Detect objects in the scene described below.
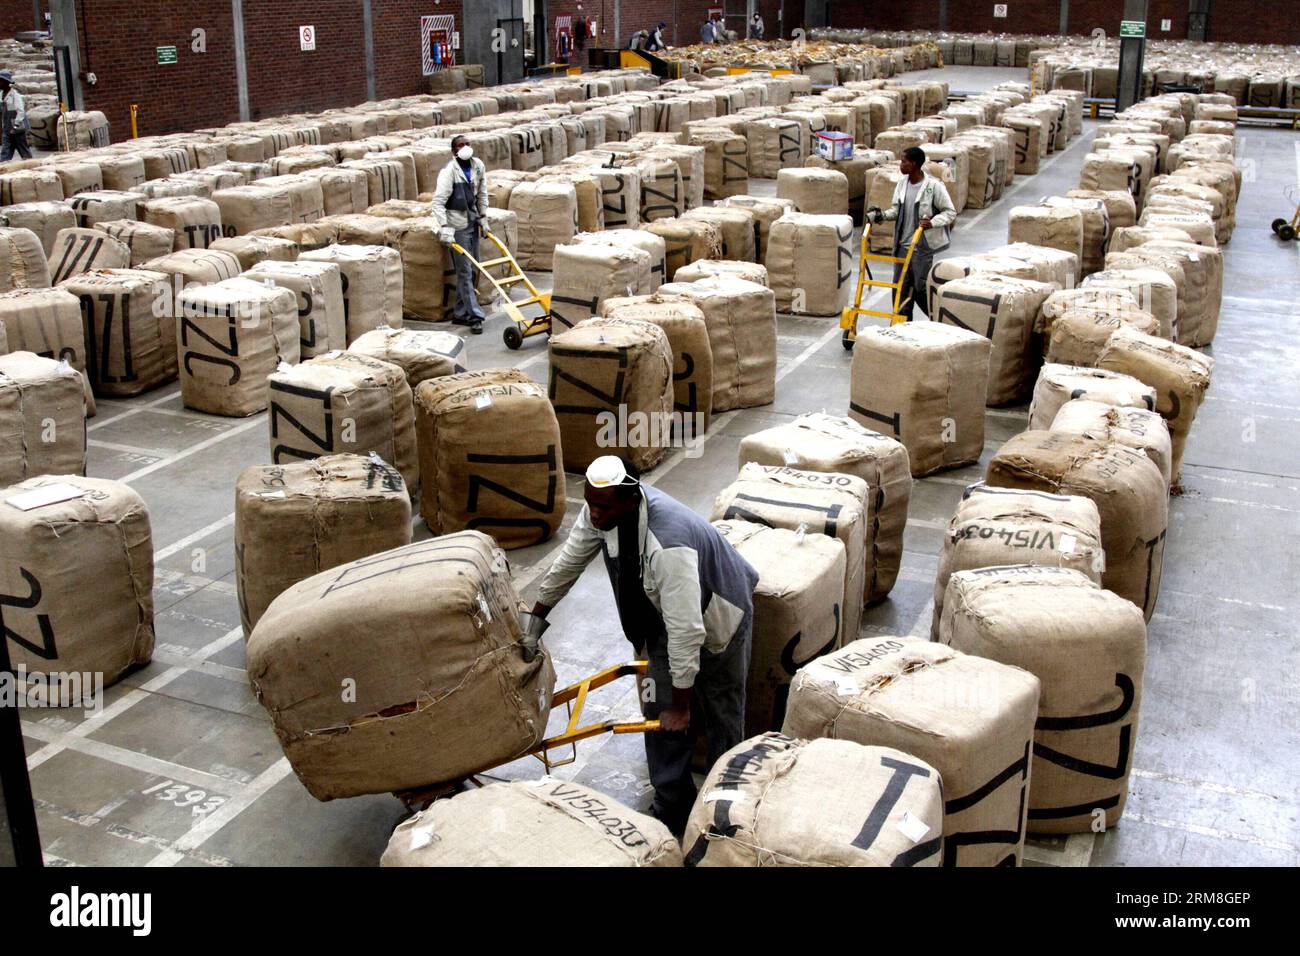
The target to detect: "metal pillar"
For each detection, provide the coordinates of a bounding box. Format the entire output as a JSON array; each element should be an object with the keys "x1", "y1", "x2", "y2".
[
  {"x1": 1188, "y1": 0, "x2": 1209, "y2": 40},
  {"x1": 47, "y1": 0, "x2": 82, "y2": 111},
  {"x1": 1060, "y1": 0, "x2": 1069, "y2": 35},
  {"x1": 362, "y1": 0, "x2": 376, "y2": 102},
  {"x1": 231, "y1": 0, "x2": 250, "y2": 121},
  {"x1": 1115, "y1": 0, "x2": 1148, "y2": 112},
  {"x1": 939, "y1": 0, "x2": 949, "y2": 32}
]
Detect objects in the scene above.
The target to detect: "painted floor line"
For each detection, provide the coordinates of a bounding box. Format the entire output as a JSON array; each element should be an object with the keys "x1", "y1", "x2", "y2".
[
  {"x1": 119, "y1": 418, "x2": 265, "y2": 485},
  {"x1": 153, "y1": 512, "x2": 238, "y2": 562}
]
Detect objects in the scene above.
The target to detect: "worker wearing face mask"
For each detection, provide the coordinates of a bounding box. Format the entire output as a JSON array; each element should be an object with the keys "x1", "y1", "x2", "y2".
[{"x1": 432, "y1": 134, "x2": 490, "y2": 333}]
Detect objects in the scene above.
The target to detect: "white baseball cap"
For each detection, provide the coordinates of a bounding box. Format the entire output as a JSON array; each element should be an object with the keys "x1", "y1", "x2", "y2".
[{"x1": 585, "y1": 455, "x2": 638, "y2": 488}]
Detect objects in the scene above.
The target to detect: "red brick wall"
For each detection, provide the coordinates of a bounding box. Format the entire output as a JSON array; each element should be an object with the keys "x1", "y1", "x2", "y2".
[
  {"x1": 242, "y1": 1, "x2": 368, "y2": 119},
  {"x1": 372, "y1": 1, "x2": 463, "y2": 100},
  {"x1": 1, "y1": 2, "x2": 46, "y2": 39}
]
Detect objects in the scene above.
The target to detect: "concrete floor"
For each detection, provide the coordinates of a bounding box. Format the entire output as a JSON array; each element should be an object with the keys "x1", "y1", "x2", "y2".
[{"x1": 20, "y1": 66, "x2": 1300, "y2": 866}]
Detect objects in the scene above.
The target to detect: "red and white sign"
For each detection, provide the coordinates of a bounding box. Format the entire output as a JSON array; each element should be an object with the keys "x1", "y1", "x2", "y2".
[
  {"x1": 421, "y1": 14, "x2": 457, "y2": 74},
  {"x1": 299, "y1": 25, "x2": 316, "y2": 51}
]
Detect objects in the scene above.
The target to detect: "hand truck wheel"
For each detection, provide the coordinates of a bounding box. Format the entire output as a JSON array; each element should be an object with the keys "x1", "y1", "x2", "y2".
[
  {"x1": 841, "y1": 328, "x2": 855, "y2": 351},
  {"x1": 1280, "y1": 224, "x2": 1297, "y2": 241},
  {"x1": 1271, "y1": 218, "x2": 1287, "y2": 234},
  {"x1": 502, "y1": 324, "x2": 524, "y2": 350}
]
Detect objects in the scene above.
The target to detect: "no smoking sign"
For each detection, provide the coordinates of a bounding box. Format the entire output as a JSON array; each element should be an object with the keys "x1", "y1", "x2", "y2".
[{"x1": 299, "y1": 25, "x2": 316, "y2": 51}]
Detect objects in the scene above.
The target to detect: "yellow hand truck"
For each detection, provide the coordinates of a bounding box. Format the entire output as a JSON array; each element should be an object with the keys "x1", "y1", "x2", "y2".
[
  {"x1": 450, "y1": 230, "x2": 553, "y2": 350},
  {"x1": 839, "y1": 224, "x2": 925, "y2": 350},
  {"x1": 393, "y1": 660, "x2": 660, "y2": 811},
  {"x1": 1271, "y1": 185, "x2": 1300, "y2": 241}
]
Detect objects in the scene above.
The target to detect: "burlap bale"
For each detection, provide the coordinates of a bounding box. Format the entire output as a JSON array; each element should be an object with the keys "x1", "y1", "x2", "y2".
[
  {"x1": 866, "y1": 166, "x2": 906, "y2": 252},
  {"x1": 601, "y1": 294, "x2": 713, "y2": 431},
  {"x1": 93, "y1": 219, "x2": 175, "y2": 266},
  {"x1": 0, "y1": 475, "x2": 152, "y2": 689},
  {"x1": 299, "y1": 166, "x2": 371, "y2": 216},
  {"x1": 947, "y1": 135, "x2": 996, "y2": 209},
  {"x1": 0, "y1": 226, "x2": 50, "y2": 291},
  {"x1": 1068, "y1": 188, "x2": 1137, "y2": 231},
  {"x1": 247, "y1": 532, "x2": 556, "y2": 800},
  {"x1": 1001, "y1": 115, "x2": 1043, "y2": 174},
  {"x1": 414, "y1": 368, "x2": 564, "y2": 549},
  {"x1": 643, "y1": 217, "x2": 723, "y2": 281},
  {"x1": 776, "y1": 168, "x2": 850, "y2": 217},
  {"x1": 176, "y1": 277, "x2": 300, "y2": 417},
  {"x1": 244, "y1": 259, "x2": 347, "y2": 359},
  {"x1": 682, "y1": 733, "x2": 943, "y2": 867},
  {"x1": 673, "y1": 259, "x2": 767, "y2": 286},
  {"x1": 550, "y1": 240, "x2": 653, "y2": 332},
  {"x1": 137, "y1": 196, "x2": 223, "y2": 251},
  {"x1": 383, "y1": 779, "x2": 682, "y2": 867},
  {"x1": 1096, "y1": 325, "x2": 1213, "y2": 483},
  {"x1": 850, "y1": 323, "x2": 991, "y2": 476},
  {"x1": 0, "y1": 168, "x2": 62, "y2": 205},
  {"x1": 235, "y1": 454, "x2": 412, "y2": 635},
  {"x1": 507, "y1": 180, "x2": 579, "y2": 270},
  {"x1": 50, "y1": 161, "x2": 104, "y2": 198},
  {"x1": 0, "y1": 352, "x2": 86, "y2": 483},
  {"x1": 573, "y1": 228, "x2": 666, "y2": 291},
  {"x1": 688, "y1": 127, "x2": 748, "y2": 200},
  {"x1": 1109, "y1": 243, "x2": 1207, "y2": 346},
  {"x1": 713, "y1": 519, "x2": 846, "y2": 736},
  {"x1": 1145, "y1": 239, "x2": 1222, "y2": 346},
  {"x1": 719, "y1": 195, "x2": 796, "y2": 263},
  {"x1": 746, "y1": 118, "x2": 805, "y2": 178},
  {"x1": 538, "y1": 170, "x2": 603, "y2": 233},
  {"x1": 933, "y1": 274, "x2": 1055, "y2": 406},
  {"x1": 713, "y1": 463, "x2": 868, "y2": 647},
  {"x1": 989, "y1": 242, "x2": 1078, "y2": 289},
  {"x1": 629, "y1": 155, "x2": 686, "y2": 223},
  {"x1": 1043, "y1": 197, "x2": 1108, "y2": 276},
  {"x1": 986, "y1": 431, "x2": 1168, "y2": 620},
  {"x1": 1082, "y1": 267, "x2": 1179, "y2": 340},
  {"x1": 548, "y1": 317, "x2": 674, "y2": 473},
  {"x1": 1051, "y1": 399, "x2": 1173, "y2": 487},
  {"x1": 645, "y1": 144, "x2": 706, "y2": 211},
  {"x1": 0, "y1": 201, "x2": 76, "y2": 256},
  {"x1": 656, "y1": 277, "x2": 775, "y2": 412},
  {"x1": 738, "y1": 413, "x2": 910, "y2": 604},
  {"x1": 565, "y1": 160, "x2": 642, "y2": 229},
  {"x1": 1028, "y1": 364, "x2": 1157, "y2": 431},
  {"x1": 267, "y1": 351, "x2": 417, "y2": 494},
  {"x1": 766, "y1": 212, "x2": 854, "y2": 317},
  {"x1": 940, "y1": 566, "x2": 1146, "y2": 834},
  {"x1": 1106, "y1": 224, "x2": 1194, "y2": 254},
  {"x1": 1007, "y1": 203, "x2": 1084, "y2": 265},
  {"x1": 874, "y1": 128, "x2": 929, "y2": 160},
  {"x1": 343, "y1": 158, "x2": 408, "y2": 206},
  {"x1": 60, "y1": 268, "x2": 176, "y2": 396},
  {"x1": 299, "y1": 244, "x2": 403, "y2": 342},
  {"x1": 783, "y1": 636, "x2": 1039, "y2": 867},
  {"x1": 212, "y1": 184, "x2": 295, "y2": 236},
  {"x1": 1045, "y1": 306, "x2": 1162, "y2": 368},
  {"x1": 348, "y1": 328, "x2": 466, "y2": 390},
  {"x1": 931, "y1": 482, "x2": 1104, "y2": 639},
  {"x1": 48, "y1": 227, "x2": 130, "y2": 284},
  {"x1": 96, "y1": 155, "x2": 147, "y2": 192},
  {"x1": 508, "y1": 126, "x2": 545, "y2": 172},
  {"x1": 208, "y1": 234, "x2": 297, "y2": 270}
]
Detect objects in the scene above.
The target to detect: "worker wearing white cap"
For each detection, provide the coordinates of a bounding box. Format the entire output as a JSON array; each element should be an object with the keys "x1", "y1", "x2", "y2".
[
  {"x1": 0, "y1": 71, "x2": 32, "y2": 162},
  {"x1": 533, "y1": 455, "x2": 759, "y2": 835}
]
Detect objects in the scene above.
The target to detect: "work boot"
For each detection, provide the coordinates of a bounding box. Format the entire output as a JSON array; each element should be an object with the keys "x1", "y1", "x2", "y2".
[{"x1": 470, "y1": 319, "x2": 484, "y2": 335}]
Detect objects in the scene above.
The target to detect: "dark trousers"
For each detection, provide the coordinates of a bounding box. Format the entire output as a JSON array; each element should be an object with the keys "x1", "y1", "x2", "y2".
[
  {"x1": 1, "y1": 129, "x2": 32, "y2": 161},
  {"x1": 893, "y1": 245, "x2": 934, "y2": 321},
  {"x1": 451, "y1": 223, "x2": 485, "y2": 323},
  {"x1": 637, "y1": 621, "x2": 750, "y2": 836}
]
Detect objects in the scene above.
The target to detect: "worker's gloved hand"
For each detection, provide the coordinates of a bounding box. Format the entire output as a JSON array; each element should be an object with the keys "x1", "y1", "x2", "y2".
[
  {"x1": 867, "y1": 206, "x2": 884, "y2": 225},
  {"x1": 439, "y1": 227, "x2": 456, "y2": 246},
  {"x1": 658, "y1": 705, "x2": 690, "y2": 734}
]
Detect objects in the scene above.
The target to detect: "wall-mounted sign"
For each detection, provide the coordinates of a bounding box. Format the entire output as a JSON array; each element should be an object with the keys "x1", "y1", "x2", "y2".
[
  {"x1": 993, "y1": 5, "x2": 1008, "y2": 17},
  {"x1": 422, "y1": 14, "x2": 457, "y2": 74},
  {"x1": 1160, "y1": 19, "x2": 1172, "y2": 31},
  {"x1": 156, "y1": 45, "x2": 178, "y2": 65},
  {"x1": 1119, "y1": 20, "x2": 1147, "y2": 38},
  {"x1": 299, "y1": 25, "x2": 316, "y2": 51}
]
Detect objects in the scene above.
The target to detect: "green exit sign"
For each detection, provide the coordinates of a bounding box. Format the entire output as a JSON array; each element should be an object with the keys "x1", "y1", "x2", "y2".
[
  {"x1": 1119, "y1": 20, "x2": 1146, "y2": 38},
  {"x1": 156, "y1": 45, "x2": 178, "y2": 65}
]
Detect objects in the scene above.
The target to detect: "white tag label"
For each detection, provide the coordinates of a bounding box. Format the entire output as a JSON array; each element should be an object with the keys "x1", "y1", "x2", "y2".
[
  {"x1": 1059, "y1": 533, "x2": 1077, "y2": 555},
  {"x1": 795, "y1": 522, "x2": 807, "y2": 545},
  {"x1": 409, "y1": 823, "x2": 436, "y2": 850},
  {"x1": 1189, "y1": 252, "x2": 1200, "y2": 261},
  {"x1": 897, "y1": 811, "x2": 930, "y2": 844},
  {"x1": 257, "y1": 490, "x2": 287, "y2": 499},
  {"x1": 477, "y1": 594, "x2": 491, "y2": 620},
  {"x1": 5, "y1": 483, "x2": 88, "y2": 511},
  {"x1": 782, "y1": 448, "x2": 798, "y2": 465},
  {"x1": 475, "y1": 393, "x2": 493, "y2": 410},
  {"x1": 276, "y1": 360, "x2": 292, "y2": 373},
  {"x1": 704, "y1": 789, "x2": 745, "y2": 803}
]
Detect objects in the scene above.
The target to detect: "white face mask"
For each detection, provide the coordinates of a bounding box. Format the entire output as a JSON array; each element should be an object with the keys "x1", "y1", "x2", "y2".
[{"x1": 457, "y1": 145, "x2": 473, "y2": 161}]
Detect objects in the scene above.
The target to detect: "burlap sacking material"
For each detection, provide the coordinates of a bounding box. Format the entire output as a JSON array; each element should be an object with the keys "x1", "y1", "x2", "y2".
[
  {"x1": 1040, "y1": 286, "x2": 1141, "y2": 330},
  {"x1": 601, "y1": 295, "x2": 713, "y2": 431},
  {"x1": 1044, "y1": 196, "x2": 1109, "y2": 276},
  {"x1": 931, "y1": 482, "x2": 1104, "y2": 639},
  {"x1": 1001, "y1": 115, "x2": 1043, "y2": 174},
  {"x1": 767, "y1": 212, "x2": 854, "y2": 316},
  {"x1": 537, "y1": 170, "x2": 603, "y2": 233},
  {"x1": 643, "y1": 217, "x2": 723, "y2": 282},
  {"x1": 213, "y1": 184, "x2": 295, "y2": 236},
  {"x1": 574, "y1": 228, "x2": 667, "y2": 291},
  {"x1": 0, "y1": 352, "x2": 87, "y2": 484},
  {"x1": 1045, "y1": 306, "x2": 1162, "y2": 368},
  {"x1": 932, "y1": 274, "x2": 1056, "y2": 406},
  {"x1": 1081, "y1": 267, "x2": 1179, "y2": 341},
  {"x1": 1146, "y1": 239, "x2": 1223, "y2": 346},
  {"x1": 720, "y1": 195, "x2": 796, "y2": 263},
  {"x1": 245, "y1": 260, "x2": 347, "y2": 359},
  {"x1": 746, "y1": 118, "x2": 805, "y2": 178},
  {"x1": 738, "y1": 412, "x2": 911, "y2": 604},
  {"x1": 548, "y1": 317, "x2": 674, "y2": 474},
  {"x1": 805, "y1": 149, "x2": 888, "y2": 221},
  {"x1": 300, "y1": 244, "x2": 404, "y2": 342},
  {"x1": 299, "y1": 166, "x2": 371, "y2": 216},
  {"x1": 986, "y1": 430, "x2": 1168, "y2": 620},
  {"x1": 0, "y1": 201, "x2": 76, "y2": 256},
  {"x1": 657, "y1": 277, "x2": 776, "y2": 412},
  {"x1": 681, "y1": 733, "x2": 944, "y2": 867},
  {"x1": 776, "y1": 168, "x2": 850, "y2": 217},
  {"x1": 348, "y1": 328, "x2": 466, "y2": 389},
  {"x1": 0, "y1": 475, "x2": 153, "y2": 690},
  {"x1": 505, "y1": 180, "x2": 579, "y2": 271},
  {"x1": 0, "y1": 226, "x2": 52, "y2": 291},
  {"x1": 382, "y1": 779, "x2": 682, "y2": 866},
  {"x1": 0, "y1": 288, "x2": 93, "y2": 406},
  {"x1": 644, "y1": 144, "x2": 706, "y2": 211},
  {"x1": 850, "y1": 323, "x2": 991, "y2": 476},
  {"x1": 713, "y1": 520, "x2": 846, "y2": 737},
  {"x1": 246, "y1": 532, "x2": 556, "y2": 800},
  {"x1": 60, "y1": 269, "x2": 177, "y2": 396},
  {"x1": 681, "y1": 206, "x2": 758, "y2": 263},
  {"x1": 1027, "y1": 363, "x2": 1158, "y2": 431},
  {"x1": 673, "y1": 258, "x2": 767, "y2": 286},
  {"x1": 630, "y1": 155, "x2": 685, "y2": 223},
  {"x1": 1104, "y1": 249, "x2": 1193, "y2": 342},
  {"x1": 176, "y1": 277, "x2": 300, "y2": 417},
  {"x1": 1068, "y1": 188, "x2": 1137, "y2": 231},
  {"x1": 1007, "y1": 203, "x2": 1084, "y2": 265},
  {"x1": 688, "y1": 127, "x2": 748, "y2": 200},
  {"x1": 91, "y1": 220, "x2": 174, "y2": 266},
  {"x1": 990, "y1": 241, "x2": 1079, "y2": 289},
  {"x1": 414, "y1": 369, "x2": 565, "y2": 549},
  {"x1": 782, "y1": 637, "x2": 1040, "y2": 866},
  {"x1": 209, "y1": 234, "x2": 299, "y2": 270},
  {"x1": 48, "y1": 228, "x2": 130, "y2": 284},
  {"x1": 550, "y1": 241, "x2": 653, "y2": 331},
  {"x1": 1050, "y1": 399, "x2": 1173, "y2": 487},
  {"x1": 1096, "y1": 325, "x2": 1213, "y2": 483},
  {"x1": 141, "y1": 248, "x2": 242, "y2": 293},
  {"x1": 267, "y1": 351, "x2": 418, "y2": 496},
  {"x1": 940, "y1": 566, "x2": 1146, "y2": 834},
  {"x1": 235, "y1": 454, "x2": 412, "y2": 635},
  {"x1": 866, "y1": 166, "x2": 906, "y2": 252},
  {"x1": 0, "y1": 168, "x2": 62, "y2": 205},
  {"x1": 712, "y1": 463, "x2": 868, "y2": 647},
  {"x1": 138, "y1": 197, "x2": 223, "y2": 251}
]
